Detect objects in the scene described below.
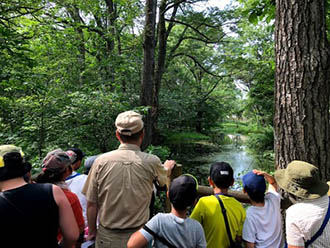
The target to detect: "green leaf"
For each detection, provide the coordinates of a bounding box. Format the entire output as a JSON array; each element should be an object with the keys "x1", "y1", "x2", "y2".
[{"x1": 248, "y1": 12, "x2": 258, "y2": 24}]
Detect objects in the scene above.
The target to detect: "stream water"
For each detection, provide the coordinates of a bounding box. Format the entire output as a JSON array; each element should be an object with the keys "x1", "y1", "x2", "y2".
[{"x1": 182, "y1": 135, "x2": 255, "y2": 189}]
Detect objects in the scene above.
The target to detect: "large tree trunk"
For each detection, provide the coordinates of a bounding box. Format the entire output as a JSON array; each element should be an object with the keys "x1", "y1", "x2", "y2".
[
  {"x1": 105, "y1": 0, "x2": 116, "y2": 85},
  {"x1": 141, "y1": 0, "x2": 157, "y2": 149},
  {"x1": 274, "y1": 0, "x2": 330, "y2": 180},
  {"x1": 66, "y1": 6, "x2": 86, "y2": 86}
]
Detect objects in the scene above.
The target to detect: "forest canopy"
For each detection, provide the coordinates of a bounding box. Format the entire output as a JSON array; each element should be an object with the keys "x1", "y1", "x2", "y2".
[{"x1": 1, "y1": 0, "x2": 329, "y2": 173}]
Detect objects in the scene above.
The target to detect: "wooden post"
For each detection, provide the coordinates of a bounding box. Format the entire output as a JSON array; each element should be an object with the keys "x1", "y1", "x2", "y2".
[{"x1": 165, "y1": 164, "x2": 182, "y2": 212}]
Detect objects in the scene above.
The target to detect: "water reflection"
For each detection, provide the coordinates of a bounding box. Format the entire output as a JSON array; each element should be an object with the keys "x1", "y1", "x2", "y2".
[
  {"x1": 211, "y1": 144, "x2": 255, "y2": 190},
  {"x1": 189, "y1": 144, "x2": 255, "y2": 190},
  {"x1": 212, "y1": 144, "x2": 254, "y2": 178}
]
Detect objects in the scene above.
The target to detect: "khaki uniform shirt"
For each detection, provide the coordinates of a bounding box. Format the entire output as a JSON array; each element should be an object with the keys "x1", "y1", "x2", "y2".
[{"x1": 82, "y1": 143, "x2": 168, "y2": 229}]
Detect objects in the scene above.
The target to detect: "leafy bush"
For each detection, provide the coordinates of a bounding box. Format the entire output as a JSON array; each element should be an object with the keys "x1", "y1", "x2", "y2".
[
  {"x1": 246, "y1": 125, "x2": 275, "y2": 172},
  {"x1": 146, "y1": 145, "x2": 171, "y2": 161},
  {"x1": 218, "y1": 121, "x2": 259, "y2": 135},
  {"x1": 247, "y1": 125, "x2": 274, "y2": 152},
  {"x1": 166, "y1": 131, "x2": 210, "y2": 144}
]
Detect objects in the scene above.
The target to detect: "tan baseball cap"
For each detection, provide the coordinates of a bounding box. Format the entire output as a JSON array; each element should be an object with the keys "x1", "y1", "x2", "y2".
[{"x1": 115, "y1": 111, "x2": 144, "y2": 136}]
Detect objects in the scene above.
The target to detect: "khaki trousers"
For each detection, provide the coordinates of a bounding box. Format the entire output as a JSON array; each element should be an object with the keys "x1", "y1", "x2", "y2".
[{"x1": 96, "y1": 225, "x2": 144, "y2": 248}]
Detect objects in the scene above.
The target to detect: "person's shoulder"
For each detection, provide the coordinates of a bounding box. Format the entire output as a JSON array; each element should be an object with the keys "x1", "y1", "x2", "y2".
[
  {"x1": 265, "y1": 191, "x2": 281, "y2": 206},
  {"x1": 134, "y1": 151, "x2": 162, "y2": 169},
  {"x1": 200, "y1": 195, "x2": 216, "y2": 202},
  {"x1": 226, "y1": 195, "x2": 244, "y2": 206},
  {"x1": 186, "y1": 218, "x2": 206, "y2": 237},
  {"x1": 62, "y1": 189, "x2": 79, "y2": 204},
  {"x1": 29, "y1": 182, "x2": 53, "y2": 192},
  {"x1": 152, "y1": 212, "x2": 168, "y2": 219},
  {"x1": 72, "y1": 173, "x2": 87, "y2": 182},
  {"x1": 225, "y1": 196, "x2": 245, "y2": 214},
  {"x1": 96, "y1": 151, "x2": 116, "y2": 160},
  {"x1": 245, "y1": 206, "x2": 258, "y2": 217},
  {"x1": 194, "y1": 195, "x2": 218, "y2": 211},
  {"x1": 145, "y1": 213, "x2": 168, "y2": 229},
  {"x1": 195, "y1": 195, "x2": 215, "y2": 205},
  {"x1": 187, "y1": 216, "x2": 203, "y2": 227},
  {"x1": 89, "y1": 151, "x2": 119, "y2": 167},
  {"x1": 140, "y1": 151, "x2": 161, "y2": 163},
  {"x1": 266, "y1": 190, "x2": 281, "y2": 199}
]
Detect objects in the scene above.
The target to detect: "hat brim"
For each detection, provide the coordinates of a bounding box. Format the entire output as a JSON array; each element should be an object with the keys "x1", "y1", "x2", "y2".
[{"x1": 275, "y1": 169, "x2": 329, "y2": 200}]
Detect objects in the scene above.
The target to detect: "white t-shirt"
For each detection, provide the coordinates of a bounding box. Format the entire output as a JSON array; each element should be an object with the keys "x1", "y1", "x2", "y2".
[
  {"x1": 286, "y1": 195, "x2": 330, "y2": 247},
  {"x1": 243, "y1": 191, "x2": 284, "y2": 248},
  {"x1": 66, "y1": 171, "x2": 88, "y2": 226}
]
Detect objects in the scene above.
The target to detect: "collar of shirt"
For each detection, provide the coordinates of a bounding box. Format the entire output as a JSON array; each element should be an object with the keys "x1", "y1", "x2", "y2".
[{"x1": 118, "y1": 143, "x2": 141, "y2": 151}]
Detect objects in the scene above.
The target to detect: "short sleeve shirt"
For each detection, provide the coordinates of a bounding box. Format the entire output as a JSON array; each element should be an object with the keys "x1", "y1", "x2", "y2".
[
  {"x1": 286, "y1": 195, "x2": 330, "y2": 247},
  {"x1": 66, "y1": 172, "x2": 88, "y2": 226},
  {"x1": 243, "y1": 191, "x2": 284, "y2": 247},
  {"x1": 190, "y1": 194, "x2": 246, "y2": 248},
  {"x1": 82, "y1": 143, "x2": 168, "y2": 229},
  {"x1": 140, "y1": 213, "x2": 206, "y2": 248}
]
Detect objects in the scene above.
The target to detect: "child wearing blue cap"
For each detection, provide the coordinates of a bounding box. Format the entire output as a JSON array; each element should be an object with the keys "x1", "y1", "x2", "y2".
[{"x1": 242, "y1": 170, "x2": 284, "y2": 248}]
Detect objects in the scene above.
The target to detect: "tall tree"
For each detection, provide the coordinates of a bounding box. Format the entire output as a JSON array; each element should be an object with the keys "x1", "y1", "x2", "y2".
[
  {"x1": 274, "y1": 0, "x2": 330, "y2": 180},
  {"x1": 141, "y1": 1, "x2": 233, "y2": 146},
  {"x1": 141, "y1": 0, "x2": 157, "y2": 148}
]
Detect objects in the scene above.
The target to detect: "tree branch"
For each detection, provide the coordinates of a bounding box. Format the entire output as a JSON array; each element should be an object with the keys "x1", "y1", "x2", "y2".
[
  {"x1": 173, "y1": 52, "x2": 224, "y2": 78},
  {"x1": 164, "y1": 18, "x2": 210, "y2": 41}
]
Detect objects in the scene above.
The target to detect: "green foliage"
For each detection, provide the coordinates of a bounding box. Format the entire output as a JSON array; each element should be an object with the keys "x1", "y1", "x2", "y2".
[
  {"x1": 218, "y1": 121, "x2": 259, "y2": 135},
  {"x1": 247, "y1": 125, "x2": 274, "y2": 152},
  {"x1": 246, "y1": 125, "x2": 274, "y2": 172},
  {"x1": 146, "y1": 145, "x2": 171, "y2": 161},
  {"x1": 221, "y1": 14, "x2": 275, "y2": 127},
  {"x1": 238, "y1": 0, "x2": 275, "y2": 24},
  {"x1": 166, "y1": 132, "x2": 210, "y2": 145},
  {"x1": 0, "y1": 0, "x2": 278, "y2": 182}
]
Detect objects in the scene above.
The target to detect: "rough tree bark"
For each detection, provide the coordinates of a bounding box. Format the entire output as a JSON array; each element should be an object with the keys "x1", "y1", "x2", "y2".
[
  {"x1": 141, "y1": 0, "x2": 157, "y2": 148},
  {"x1": 152, "y1": 0, "x2": 180, "y2": 144},
  {"x1": 274, "y1": 0, "x2": 330, "y2": 180}
]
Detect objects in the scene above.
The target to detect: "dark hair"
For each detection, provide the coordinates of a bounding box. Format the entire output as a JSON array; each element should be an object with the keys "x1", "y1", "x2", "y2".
[
  {"x1": 67, "y1": 148, "x2": 84, "y2": 164},
  {"x1": 118, "y1": 129, "x2": 143, "y2": 143},
  {"x1": 0, "y1": 152, "x2": 29, "y2": 181},
  {"x1": 210, "y1": 162, "x2": 234, "y2": 189},
  {"x1": 23, "y1": 162, "x2": 32, "y2": 183},
  {"x1": 36, "y1": 166, "x2": 71, "y2": 184},
  {"x1": 244, "y1": 187, "x2": 265, "y2": 203},
  {"x1": 171, "y1": 196, "x2": 196, "y2": 211}
]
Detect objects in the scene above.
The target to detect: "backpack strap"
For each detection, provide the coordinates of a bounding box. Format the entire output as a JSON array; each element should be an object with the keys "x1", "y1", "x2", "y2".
[
  {"x1": 215, "y1": 194, "x2": 236, "y2": 247},
  {"x1": 305, "y1": 197, "x2": 330, "y2": 247},
  {"x1": 143, "y1": 225, "x2": 177, "y2": 248}
]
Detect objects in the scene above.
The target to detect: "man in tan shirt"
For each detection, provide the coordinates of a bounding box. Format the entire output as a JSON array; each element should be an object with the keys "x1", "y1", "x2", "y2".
[{"x1": 82, "y1": 110, "x2": 175, "y2": 248}]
